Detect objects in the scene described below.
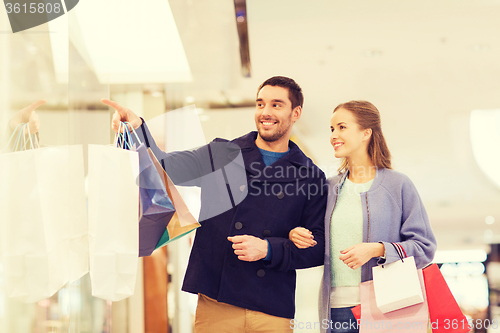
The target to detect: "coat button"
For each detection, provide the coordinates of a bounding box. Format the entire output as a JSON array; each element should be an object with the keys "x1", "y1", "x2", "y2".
[
  {"x1": 262, "y1": 230, "x2": 271, "y2": 237},
  {"x1": 240, "y1": 185, "x2": 246, "y2": 192},
  {"x1": 235, "y1": 222, "x2": 243, "y2": 230},
  {"x1": 277, "y1": 191, "x2": 284, "y2": 199},
  {"x1": 257, "y1": 269, "x2": 265, "y2": 277}
]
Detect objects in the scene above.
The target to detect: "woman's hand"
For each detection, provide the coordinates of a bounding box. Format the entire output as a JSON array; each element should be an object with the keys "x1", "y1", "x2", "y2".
[
  {"x1": 339, "y1": 242, "x2": 385, "y2": 270},
  {"x1": 289, "y1": 227, "x2": 317, "y2": 249}
]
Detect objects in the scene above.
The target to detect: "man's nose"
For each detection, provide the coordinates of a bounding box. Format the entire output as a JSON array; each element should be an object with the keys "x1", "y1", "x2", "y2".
[{"x1": 261, "y1": 105, "x2": 274, "y2": 116}]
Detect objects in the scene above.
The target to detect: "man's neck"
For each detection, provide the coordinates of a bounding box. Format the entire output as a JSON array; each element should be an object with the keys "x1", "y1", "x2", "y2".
[{"x1": 255, "y1": 135, "x2": 289, "y2": 153}]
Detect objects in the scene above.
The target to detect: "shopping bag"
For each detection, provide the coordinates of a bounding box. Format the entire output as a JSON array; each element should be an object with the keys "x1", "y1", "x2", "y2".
[
  {"x1": 67, "y1": 145, "x2": 90, "y2": 284},
  {"x1": 148, "y1": 150, "x2": 200, "y2": 248},
  {"x1": 352, "y1": 304, "x2": 361, "y2": 320},
  {"x1": 87, "y1": 144, "x2": 139, "y2": 301},
  {"x1": 422, "y1": 264, "x2": 469, "y2": 333},
  {"x1": 372, "y1": 243, "x2": 423, "y2": 313},
  {"x1": 0, "y1": 138, "x2": 87, "y2": 302},
  {"x1": 359, "y1": 269, "x2": 428, "y2": 333},
  {"x1": 117, "y1": 122, "x2": 179, "y2": 256},
  {"x1": 135, "y1": 143, "x2": 175, "y2": 257}
]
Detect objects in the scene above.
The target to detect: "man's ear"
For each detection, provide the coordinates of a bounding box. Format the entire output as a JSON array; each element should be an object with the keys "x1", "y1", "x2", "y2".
[{"x1": 292, "y1": 106, "x2": 302, "y2": 122}]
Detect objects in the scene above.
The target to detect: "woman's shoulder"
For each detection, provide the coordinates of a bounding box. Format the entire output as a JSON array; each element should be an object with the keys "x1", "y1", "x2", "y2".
[
  {"x1": 378, "y1": 168, "x2": 416, "y2": 190},
  {"x1": 326, "y1": 173, "x2": 344, "y2": 186},
  {"x1": 326, "y1": 168, "x2": 416, "y2": 191}
]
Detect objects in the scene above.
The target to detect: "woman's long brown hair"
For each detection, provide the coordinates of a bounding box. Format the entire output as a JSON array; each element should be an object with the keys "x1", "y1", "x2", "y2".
[{"x1": 334, "y1": 101, "x2": 392, "y2": 174}]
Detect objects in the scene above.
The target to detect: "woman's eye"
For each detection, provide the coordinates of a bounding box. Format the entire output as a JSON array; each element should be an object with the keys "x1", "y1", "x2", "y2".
[{"x1": 340, "y1": 125, "x2": 346, "y2": 130}]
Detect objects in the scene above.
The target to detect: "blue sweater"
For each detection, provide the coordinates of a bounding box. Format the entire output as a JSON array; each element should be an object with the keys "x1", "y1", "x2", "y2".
[{"x1": 319, "y1": 168, "x2": 437, "y2": 332}]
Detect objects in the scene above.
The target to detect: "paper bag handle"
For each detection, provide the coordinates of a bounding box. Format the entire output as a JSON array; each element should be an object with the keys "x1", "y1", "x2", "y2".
[
  {"x1": 115, "y1": 122, "x2": 142, "y2": 149},
  {"x1": 380, "y1": 243, "x2": 407, "y2": 268},
  {"x1": 125, "y1": 122, "x2": 142, "y2": 146},
  {"x1": 7, "y1": 123, "x2": 37, "y2": 151}
]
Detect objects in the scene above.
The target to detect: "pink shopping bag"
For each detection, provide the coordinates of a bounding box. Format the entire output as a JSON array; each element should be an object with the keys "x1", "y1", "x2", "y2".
[{"x1": 358, "y1": 270, "x2": 428, "y2": 333}]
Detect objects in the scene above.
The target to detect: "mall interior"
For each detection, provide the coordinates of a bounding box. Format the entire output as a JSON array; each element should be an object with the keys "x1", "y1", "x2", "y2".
[{"x1": 1, "y1": 0, "x2": 500, "y2": 332}]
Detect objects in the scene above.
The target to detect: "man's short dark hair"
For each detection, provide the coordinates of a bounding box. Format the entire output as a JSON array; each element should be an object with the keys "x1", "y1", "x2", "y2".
[{"x1": 257, "y1": 76, "x2": 304, "y2": 110}]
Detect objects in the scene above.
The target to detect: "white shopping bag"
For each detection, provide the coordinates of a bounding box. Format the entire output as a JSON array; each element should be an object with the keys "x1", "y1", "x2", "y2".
[
  {"x1": 67, "y1": 145, "x2": 90, "y2": 284},
  {"x1": 0, "y1": 145, "x2": 88, "y2": 303},
  {"x1": 359, "y1": 270, "x2": 428, "y2": 333},
  {"x1": 87, "y1": 144, "x2": 139, "y2": 302},
  {"x1": 372, "y1": 243, "x2": 423, "y2": 313}
]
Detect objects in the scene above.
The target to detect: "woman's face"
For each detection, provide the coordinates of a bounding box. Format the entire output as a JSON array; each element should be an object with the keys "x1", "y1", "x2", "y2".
[{"x1": 330, "y1": 108, "x2": 370, "y2": 159}]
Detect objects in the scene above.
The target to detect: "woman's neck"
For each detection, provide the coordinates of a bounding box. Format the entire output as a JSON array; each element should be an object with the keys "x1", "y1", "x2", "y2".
[{"x1": 346, "y1": 154, "x2": 376, "y2": 184}]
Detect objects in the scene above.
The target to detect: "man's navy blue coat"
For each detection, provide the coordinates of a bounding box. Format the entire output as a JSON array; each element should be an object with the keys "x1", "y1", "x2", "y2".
[{"x1": 138, "y1": 124, "x2": 327, "y2": 319}]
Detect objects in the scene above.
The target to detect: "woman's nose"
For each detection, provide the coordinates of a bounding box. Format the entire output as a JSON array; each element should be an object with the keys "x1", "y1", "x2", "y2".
[{"x1": 330, "y1": 131, "x2": 337, "y2": 143}]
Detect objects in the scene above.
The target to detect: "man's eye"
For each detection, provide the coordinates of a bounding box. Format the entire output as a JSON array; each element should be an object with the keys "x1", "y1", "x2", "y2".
[{"x1": 273, "y1": 104, "x2": 281, "y2": 108}]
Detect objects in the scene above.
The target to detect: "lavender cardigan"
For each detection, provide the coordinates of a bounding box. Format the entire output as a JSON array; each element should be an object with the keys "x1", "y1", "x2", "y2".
[{"x1": 319, "y1": 168, "x2": 437, "y2": 333}]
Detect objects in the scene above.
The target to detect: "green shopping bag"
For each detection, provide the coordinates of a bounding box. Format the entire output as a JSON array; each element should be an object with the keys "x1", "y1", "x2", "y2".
[{"x1": 146, "y1": 149, "x2": 200, "y2": 249}]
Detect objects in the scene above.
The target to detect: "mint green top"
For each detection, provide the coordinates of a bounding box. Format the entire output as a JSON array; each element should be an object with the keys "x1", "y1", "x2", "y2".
[{"x1": 330, "y1": 177, "x2": 374, "y2": 287}]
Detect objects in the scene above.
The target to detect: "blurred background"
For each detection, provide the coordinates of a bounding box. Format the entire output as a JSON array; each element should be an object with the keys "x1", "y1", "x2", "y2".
[{"x1": 1, "y1": 0, "x2": 500, "y2": 332}]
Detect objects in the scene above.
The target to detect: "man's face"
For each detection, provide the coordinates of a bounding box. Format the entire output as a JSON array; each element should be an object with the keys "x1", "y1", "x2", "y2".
[{"x1": 255, "y1": 85, "x2": 297, "y2": 143}]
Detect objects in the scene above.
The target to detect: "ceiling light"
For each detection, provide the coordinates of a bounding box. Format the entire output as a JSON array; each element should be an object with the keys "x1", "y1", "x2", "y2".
[
  {"x1": 486, "y1": 216, "x2": 495, "y2": 225},
  {"x1": 151, "y1": 91, "x2": 163, "y2": 98},
  {"x1": 361, "y1": 49, "x2": 383, "y2": 58},
  {"x1": 470, "y1": 44, "x2": 490, "y2": 52},
  {"x1": 484, "y1": 230, "x2": 494, "y2": 244},
  {"x1": 199, "y1": 115, "x2": 210, "y2": 122}
]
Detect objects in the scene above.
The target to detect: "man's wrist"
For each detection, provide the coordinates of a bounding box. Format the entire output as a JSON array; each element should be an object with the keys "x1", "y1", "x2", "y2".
[
  {"x1": 262, "y1": 239, "x2": 272, "y2": 261},
  {"x1": 133, "y1": 117, "x2": 143, "y2": 129},
  {"x1": 8, "y1": 118, "x2": 19, "y2": 131}
]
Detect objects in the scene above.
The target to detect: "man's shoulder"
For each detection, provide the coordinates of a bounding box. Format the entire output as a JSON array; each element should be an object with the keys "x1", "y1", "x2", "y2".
[
  {"x1": 210, "y1": 132, "x2": 257, "y2": 148},
  {"x1": 287, "y1": 143, "x2": 325, "y2": 179}
]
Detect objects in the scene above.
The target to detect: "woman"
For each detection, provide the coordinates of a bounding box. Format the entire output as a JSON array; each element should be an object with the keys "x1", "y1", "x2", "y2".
[{"x1": 289, "y1": 101, "x2": 437, "y2": 333}]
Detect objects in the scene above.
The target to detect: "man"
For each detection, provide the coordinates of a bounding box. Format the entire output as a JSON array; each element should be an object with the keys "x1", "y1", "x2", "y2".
[{"x1": 103, "y1": 76, "x2": 326, "y2": 332}]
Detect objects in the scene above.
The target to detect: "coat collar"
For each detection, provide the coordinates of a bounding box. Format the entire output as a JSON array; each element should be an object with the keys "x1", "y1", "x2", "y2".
[
  {"x1": 333, "y1": 167, "x2": 387, "y2": 194},
  {"x1": 232, "y1": 131, "x2": 319, "y2": 182}
]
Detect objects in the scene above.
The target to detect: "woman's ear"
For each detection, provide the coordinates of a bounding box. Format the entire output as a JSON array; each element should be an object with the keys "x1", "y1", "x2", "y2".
[{"x1": 363, "y1": 128, "x2": 373, "y2": 142}]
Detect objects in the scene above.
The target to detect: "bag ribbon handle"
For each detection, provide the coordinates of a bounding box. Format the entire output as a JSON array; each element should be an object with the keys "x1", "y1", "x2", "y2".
[{"x1": 391, "y1": 242, "x2": 407, "y2": 262}]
